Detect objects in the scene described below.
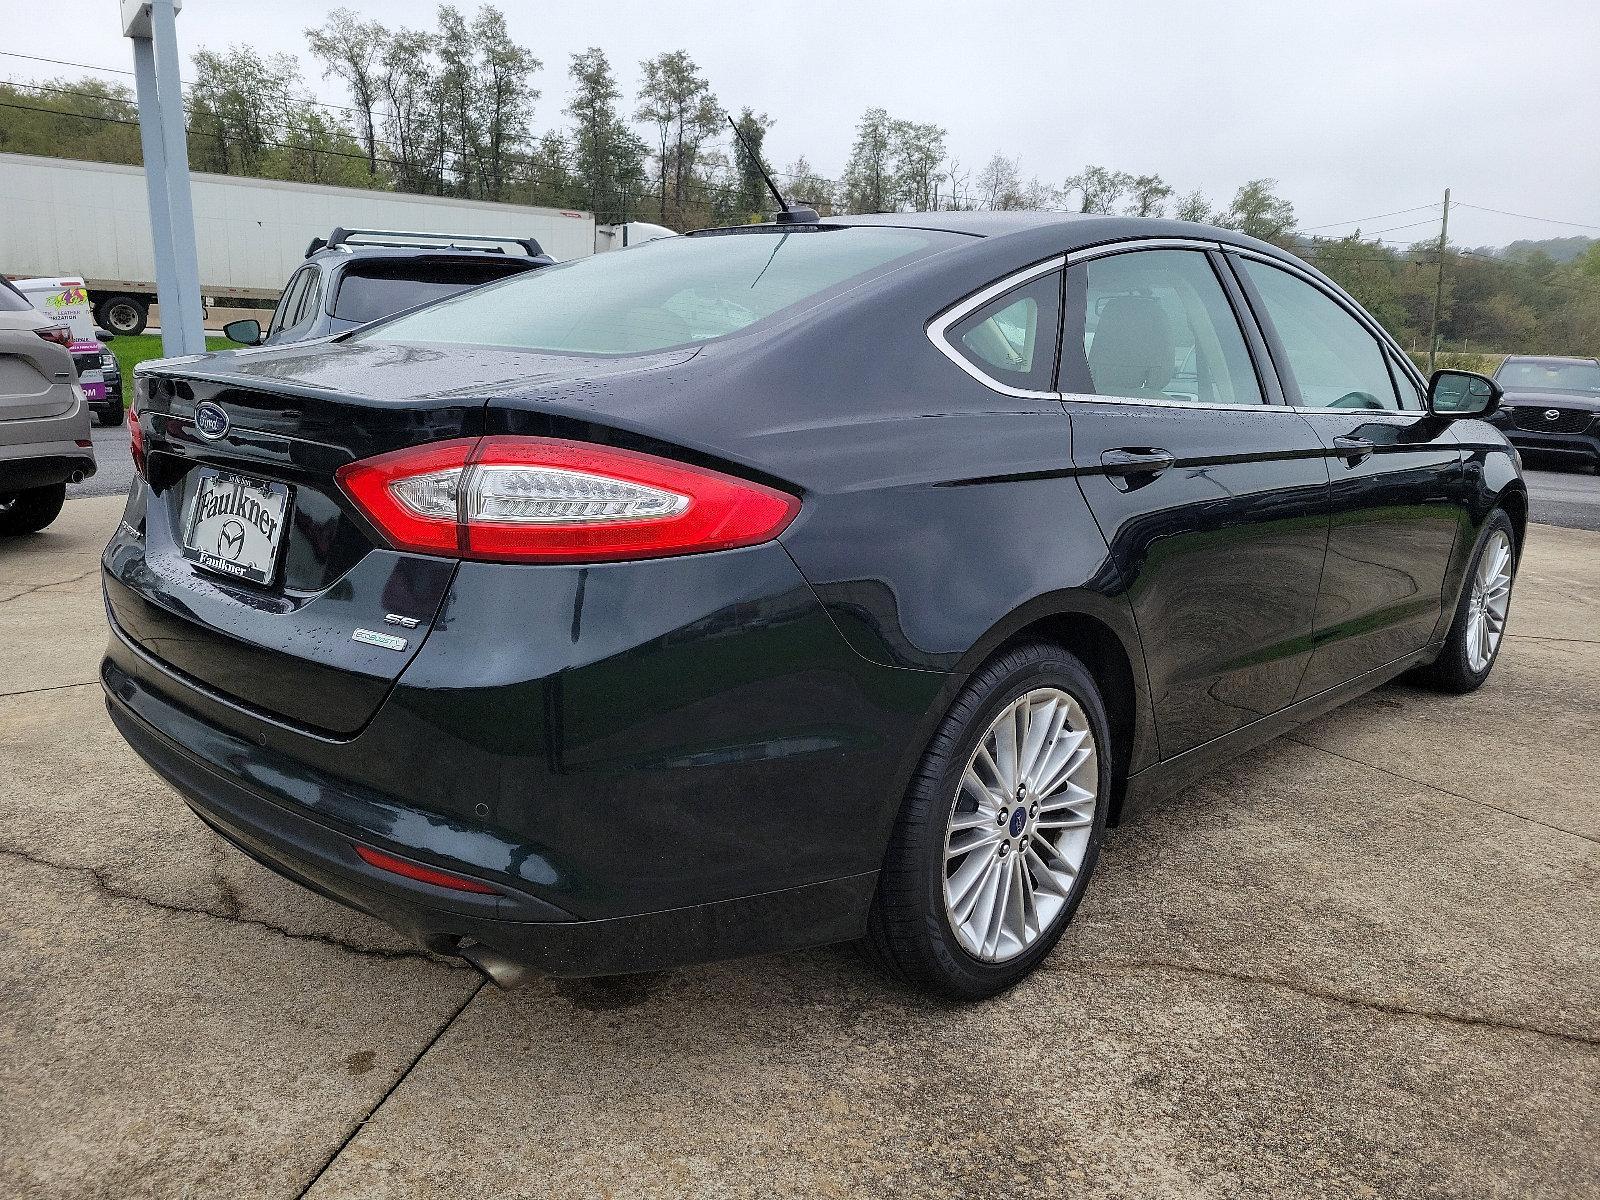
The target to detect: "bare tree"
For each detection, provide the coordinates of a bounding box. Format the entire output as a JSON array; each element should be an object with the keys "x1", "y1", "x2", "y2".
[{"x1": 977, "y1": 154, "x2": 1022, "y2": 210}]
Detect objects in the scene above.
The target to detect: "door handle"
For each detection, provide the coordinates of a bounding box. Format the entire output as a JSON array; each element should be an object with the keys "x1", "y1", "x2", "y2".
[
  {"x1": 1332, "y1": 435, "x2": 1375, "y2": 464},
  {"x1": 1100, "y1": 447, "x2": 1174, "y2": 492}
]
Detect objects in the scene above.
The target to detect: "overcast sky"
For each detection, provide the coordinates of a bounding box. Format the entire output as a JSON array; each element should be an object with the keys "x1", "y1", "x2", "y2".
[{"x1": 2, "y1": 0, "x2": 1596, "y2": 247}]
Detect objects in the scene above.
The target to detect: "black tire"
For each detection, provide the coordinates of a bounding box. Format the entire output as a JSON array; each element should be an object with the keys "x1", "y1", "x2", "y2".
[
  {"x1": 864, "y1": 642, "x2": 1112, "y2": 1000},
  {"x1": 1413, "y1": 509, "x2": 1518, "y2": 694},
  {"x1": 97, "y1": 403, "x2": 126, "y2": 427},
  {"x1": 94, "y1": 294, "x2": 147, "y2": 336},
  {"x1": 0, "y1": 483, "x2": 67, "y2": 536}
]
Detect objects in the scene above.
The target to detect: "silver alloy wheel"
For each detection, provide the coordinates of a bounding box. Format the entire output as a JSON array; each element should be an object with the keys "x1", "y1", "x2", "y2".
[
  {"x1": 942, "y1": 687, "x2": 1098, "y2": 962},
  {"x1": 1465, "y1": 529, "x2": 1514, "y2": 673}
]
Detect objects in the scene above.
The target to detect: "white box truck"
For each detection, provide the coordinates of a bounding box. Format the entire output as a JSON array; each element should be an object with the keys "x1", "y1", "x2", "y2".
[{"x1": 0, "y1": 152, "x2": 621, "y2": 335}]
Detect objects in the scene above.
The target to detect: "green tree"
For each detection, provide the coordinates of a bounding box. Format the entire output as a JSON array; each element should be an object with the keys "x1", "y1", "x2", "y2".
[
  {"x1": 378, "y1": 26, "x2": 440, "y2": 193},
  {"x1": 1172, "y1": 188, "x2": 1215, "y2": 223},
  {"x1": 890, "y1": 119, "x2": 947, "y2": 211},
  {"x1": 188, "y1": 46, "x2": 302, "y2": 176},
  {"x1": 782, "y1": 156, "x2": 835, "y2": 215},
  {"x1": 1124, "y1": 173, "x2": 1173, "y2": 217},
  {"x1": 1220, "y1": 178, "x2": 1296, "y2": 243},
  {"x1": 565, "y1": 47, "x2": 647, "y2": 222},
  {"x1": 842, "y1": 107, "x2": 894, "y2": 213},
  {"x1": 730, "y1": 107, "x2": 773, "y2": 219},
  {"x1": 0, "y1": 77, "x2": 141, "y2": 163},
  {"x1": 635, "y1": 50, "x2": 720, "y2": 228},
  {"x1": 305, "y1": 7, "x2": 387, "y2": 179},
  {"x1": 1063, "y1": 165, "x2": 1131, "y2": 213}
]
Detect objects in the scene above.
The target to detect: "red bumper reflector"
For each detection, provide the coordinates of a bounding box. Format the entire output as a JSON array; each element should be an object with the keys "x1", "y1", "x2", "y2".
[{"x1": 354, "y1": 844, "x2": 501, "y2": 895}]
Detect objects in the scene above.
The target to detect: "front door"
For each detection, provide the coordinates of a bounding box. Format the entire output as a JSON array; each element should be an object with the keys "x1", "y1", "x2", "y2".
[
  {"x1": 1061, "y1": 245, "x2": 1331, "y2": 758},
  {"x1": 1227, "y1": 252, "x2": 1465, "y2": 697}
]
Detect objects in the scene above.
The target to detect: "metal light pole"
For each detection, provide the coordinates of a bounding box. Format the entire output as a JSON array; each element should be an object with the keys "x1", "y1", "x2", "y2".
[{"x1": 122, "y1": 0, "x2": 206, "y2": 356}]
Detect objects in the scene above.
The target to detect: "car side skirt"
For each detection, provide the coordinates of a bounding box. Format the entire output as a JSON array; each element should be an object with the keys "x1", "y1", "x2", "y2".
[{"x1": 1120, "y1": 642, "x2": 1441, "y2": 820}]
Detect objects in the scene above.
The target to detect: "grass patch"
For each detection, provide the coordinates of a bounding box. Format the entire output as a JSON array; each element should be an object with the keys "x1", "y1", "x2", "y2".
[{"x1": 109, "y1": 333, "x2": 232, "y2": 395}]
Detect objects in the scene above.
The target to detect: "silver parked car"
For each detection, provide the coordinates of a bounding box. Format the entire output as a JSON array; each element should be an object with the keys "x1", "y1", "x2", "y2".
[{"x1": 1, "y1": 277, "x2": 95, "y2": 535}]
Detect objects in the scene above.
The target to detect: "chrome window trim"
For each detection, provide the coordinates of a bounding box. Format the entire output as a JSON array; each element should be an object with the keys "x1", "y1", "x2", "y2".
[
  {"x1": 928, "y1": 236, "x2": 1427, "y2": 417},
  {"x1": 1057, "y1": 391, "x2": 1300, "y2": 414},
  {"x1": 926, "y1": 255, "x2": 1066, "y2": 400},
  {"x1": 1064, "y1": 236, "x2": 1223, "y2": 264}
]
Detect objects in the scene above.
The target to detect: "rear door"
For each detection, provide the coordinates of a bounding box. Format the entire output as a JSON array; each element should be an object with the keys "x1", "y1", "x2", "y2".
[
  {"x1": 1061, "y1": 243, "x2": 1331, "y2": 758},
  {"x1": 1226, "y1": 251, "x2": 1465, "y2": 697}
]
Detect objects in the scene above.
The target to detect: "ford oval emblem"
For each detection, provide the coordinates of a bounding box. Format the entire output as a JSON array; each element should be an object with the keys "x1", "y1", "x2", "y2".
[{"x1": 194, "y1": 402, "x2": 230, "y2": 440}]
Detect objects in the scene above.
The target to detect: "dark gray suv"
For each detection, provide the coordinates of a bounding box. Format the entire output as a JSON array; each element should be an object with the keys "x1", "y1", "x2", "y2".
[{"x1": 222, "y1": 228, "x2": 553, "y2": 348}]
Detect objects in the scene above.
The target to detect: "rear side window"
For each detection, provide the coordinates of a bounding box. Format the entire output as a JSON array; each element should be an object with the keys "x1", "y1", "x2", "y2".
[
  {"x1": 0, "y1": 280, "x2": 32, "y2": 311},
  {"x1": 332, "y1": 259, "x2": 533, "y2": 324},
  {"x1": 1061, "y1": 249, "x2": 1263, "y2": 406},
  {"x1": 269, "y1": 268, "x2": 312, "y2": 338},
  {"x1": 1239, "y1": 259, "x2": 1400, "y2": 410},
  {"x1": 947, "y1": 270, "x2": 1062, "y2": 392},
  {"x1": 362, "y1": 226, "x2": 952, "y2": 356}
]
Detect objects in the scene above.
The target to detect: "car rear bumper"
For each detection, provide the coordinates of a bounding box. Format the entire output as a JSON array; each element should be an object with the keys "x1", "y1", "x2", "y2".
[
  {"x1": 104, "y1": 655, "x2": 879, "y2": 977},
  {"x1": 101, "y1": 530, "x2": 945, "y2": 977},
  {"x1": 0, "y1": 448, "x2": 96, "y2": 491}
]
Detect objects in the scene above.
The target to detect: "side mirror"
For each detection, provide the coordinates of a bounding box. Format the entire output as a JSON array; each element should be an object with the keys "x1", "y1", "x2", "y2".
[
  {"x1": 1427, "y1": 369, "x2": 1501, "y2": 418},
  {"x1": 94, "y1": 328, "x2": 117, "y2": 342},
  {"x1": 223, "y1": 318, "x2": 263, "y2": 346}
]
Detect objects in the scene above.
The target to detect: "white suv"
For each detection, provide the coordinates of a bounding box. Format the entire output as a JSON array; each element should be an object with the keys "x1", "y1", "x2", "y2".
[{"x1": 1, "y1": 277, "x2": 95, "y2": 535}]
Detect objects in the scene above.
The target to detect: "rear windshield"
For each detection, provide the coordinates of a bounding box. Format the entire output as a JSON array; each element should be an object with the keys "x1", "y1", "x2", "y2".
[
  {"x1": 359, "y1": 226, "x2": 951, "y2": 355},
  {"x1": 1495, "y1": 359, "x2": 1600, "y2": 394},
  {"x1": 331, "y1": 258, "x2": 535, "y2": 324}
]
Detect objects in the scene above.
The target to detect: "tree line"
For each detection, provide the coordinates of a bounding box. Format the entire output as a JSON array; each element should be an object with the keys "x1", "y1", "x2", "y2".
[{"x1": 0, "y1": 1, "x2": 1594, "y2": 356}]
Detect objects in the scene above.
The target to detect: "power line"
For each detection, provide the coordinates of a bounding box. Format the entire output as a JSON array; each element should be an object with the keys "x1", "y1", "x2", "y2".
[
  {"x1": 1453, "y1": 201, "x2": 1600, "y2": 233},
  {"x1": 1300, "y1": 202, "x2": 1442, "y2": 231}
]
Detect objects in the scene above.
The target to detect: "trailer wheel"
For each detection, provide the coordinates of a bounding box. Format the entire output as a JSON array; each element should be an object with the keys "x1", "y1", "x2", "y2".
[{"x1": 95, "y1": 295, "x2": 148, "y2": 336}]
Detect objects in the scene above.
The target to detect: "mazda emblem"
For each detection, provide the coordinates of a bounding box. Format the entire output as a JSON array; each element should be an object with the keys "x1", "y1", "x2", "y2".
[
  {"x1": 1545, "y1": 409, "x2": 1561, "y2": 421},
  {"x1": 194, "y1": 402, "x2": 230, "y2": 440}
]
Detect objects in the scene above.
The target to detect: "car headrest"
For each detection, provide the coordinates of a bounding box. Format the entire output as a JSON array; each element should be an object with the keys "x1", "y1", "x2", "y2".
[{"x1": 1088, "y1": 295, "x2": 1176, "y2": 398}]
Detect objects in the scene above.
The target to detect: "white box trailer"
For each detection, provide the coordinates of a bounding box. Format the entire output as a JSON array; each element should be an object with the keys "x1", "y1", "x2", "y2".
[{"x1": 0, "y1": 152, "x2": 600, "y2": 334}]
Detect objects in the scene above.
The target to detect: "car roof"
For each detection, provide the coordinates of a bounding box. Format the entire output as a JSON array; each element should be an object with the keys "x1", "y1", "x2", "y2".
[{"x1": 736, "y1": 210, "x2": 1289, "y2": 258}]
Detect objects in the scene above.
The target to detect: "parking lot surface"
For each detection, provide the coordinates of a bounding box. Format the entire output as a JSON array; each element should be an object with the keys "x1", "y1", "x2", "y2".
[{"x1": 2, "y1": 497, "x2": 1596, "y2": 1199}]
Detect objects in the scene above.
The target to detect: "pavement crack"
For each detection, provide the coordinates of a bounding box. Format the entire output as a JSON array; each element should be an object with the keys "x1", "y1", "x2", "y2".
[
  {"x1": 1065, "y1": 958, "x2": 1600, "y2": 1049},
  {"x1": 0, "y1": 844, "x2": 463, "y2": 967},
  {"x1": 0, "y1": 566, "x2": 101, "y2": 606},
  {"x1": 1288, "y1": 736, "x2": 1599, "y2": 846},
  {"x1": 1, "y1": 680, "x2": 99, "y2": 700},
  {"x1": 298, "y1": 978, "x2": 486, "y2": 1197},
  {"x1": 1507, "y1": 632, "x2": 1600, "y2": 646}
]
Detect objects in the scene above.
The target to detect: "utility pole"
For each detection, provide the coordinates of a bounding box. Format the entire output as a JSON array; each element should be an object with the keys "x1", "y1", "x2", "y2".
[
  {"x1": 1428, "y1": 187, "x2": 1451, "y2": 374},
  {"x1": 123, "y1": 0, "x2": 206, "y2": 357}
]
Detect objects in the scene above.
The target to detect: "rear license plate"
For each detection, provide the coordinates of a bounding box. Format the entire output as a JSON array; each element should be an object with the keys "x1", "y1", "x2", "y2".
[{"x1": 181, "y1": 468, "x2": 292, "y2": 586}]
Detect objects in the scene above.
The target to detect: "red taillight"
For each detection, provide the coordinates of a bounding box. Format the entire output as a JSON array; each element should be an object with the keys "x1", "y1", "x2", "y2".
[
  {"x1": 336, "y1": 436, "x2": 800, "y2": 564},
  {"x1": 354, "y1": 844, "x2": 501, "y2": 895},
  {"x1": 35, "y1": 324, "x2": 73, "y2": 348},
  {"x1": 128, "y1": 397, "x2": 145, "y2": 474}
]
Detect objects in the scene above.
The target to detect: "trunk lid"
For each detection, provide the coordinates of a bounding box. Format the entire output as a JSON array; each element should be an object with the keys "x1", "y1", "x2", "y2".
[{"x1": 105, "y1": 339, "x2": 692, "y2": 736}]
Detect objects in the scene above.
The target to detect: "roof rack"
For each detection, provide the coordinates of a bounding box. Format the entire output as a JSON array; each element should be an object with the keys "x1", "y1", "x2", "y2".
[{"x1": 305, "y1": 227, "x2": 548, "y2": 260}]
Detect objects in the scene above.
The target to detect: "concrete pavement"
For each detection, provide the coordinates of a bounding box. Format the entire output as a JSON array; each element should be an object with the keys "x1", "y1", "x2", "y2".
[{"x1": 1, "y1": 497, "x2": 1595, "y2": 1199}]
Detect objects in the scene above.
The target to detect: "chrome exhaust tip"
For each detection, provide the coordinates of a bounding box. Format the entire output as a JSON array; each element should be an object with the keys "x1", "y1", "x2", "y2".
[
  {"x1": 70, "y1": 470, "x2": 85, "y2": 484},
  {"x1": 460, "y1": 943, "x2": 536, "y2": 990}
]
